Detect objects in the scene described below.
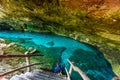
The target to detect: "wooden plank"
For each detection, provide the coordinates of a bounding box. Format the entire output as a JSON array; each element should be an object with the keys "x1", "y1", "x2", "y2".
[{"x1": 0, "y1": 54, "x2": 44, "y2": 58}]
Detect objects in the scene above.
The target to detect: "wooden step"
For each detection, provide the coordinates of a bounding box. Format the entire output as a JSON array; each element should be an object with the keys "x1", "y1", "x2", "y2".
[{"x1": 10, "y1": 70, "x2": 66, "y2": 80}]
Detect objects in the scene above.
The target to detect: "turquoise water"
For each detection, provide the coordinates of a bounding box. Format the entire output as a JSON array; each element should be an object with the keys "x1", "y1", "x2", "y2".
[{"x1": 0, "y1": 31, "x2": 115, "y2": 80}]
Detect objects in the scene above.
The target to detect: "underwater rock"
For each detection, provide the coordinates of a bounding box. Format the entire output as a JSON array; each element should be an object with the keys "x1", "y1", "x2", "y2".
[
  {"x1": 37, "y1": 45, "x2": 66, "y2": 69},
  {"x1": 69, "y1": 49, "x2": 115, "y2": 80},
  {"x1": 46, "y1": 41, "x2": 54, "y2": 47}
]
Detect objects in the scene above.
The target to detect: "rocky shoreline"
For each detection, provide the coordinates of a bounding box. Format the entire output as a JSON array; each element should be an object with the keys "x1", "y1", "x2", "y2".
[{"x1": 0, "y1": 38, "x2": 25, "y2": 79}]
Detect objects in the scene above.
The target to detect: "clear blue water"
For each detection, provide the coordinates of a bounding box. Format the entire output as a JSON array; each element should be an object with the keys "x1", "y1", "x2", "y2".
[
  {"x1": 0, "y1": 31, "x2": 94, "y2": 63},
  {"x1": 0, "y1": 31, "x2": 114, "y2": 80}
]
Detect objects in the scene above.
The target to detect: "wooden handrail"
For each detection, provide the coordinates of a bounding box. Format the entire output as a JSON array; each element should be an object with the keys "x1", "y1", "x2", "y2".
[
  {"x1": 66, "y1": 59, "x2": 90, "y2": 80},
  {"x1": 65, "y1": 67, "x2": 71, "y2": 80},
  {"x1": 0, "y1": 49, "x2": 44, "y2": 78},
  {"x1": 0, "y1": 54, "x2": 43, "y2": 58},
  {"x1": 0, "y1": 62, "x2": 43, "y2": 77},
  {"x1": 69, "y1": 63, "x2": 72, "y2": 75}
]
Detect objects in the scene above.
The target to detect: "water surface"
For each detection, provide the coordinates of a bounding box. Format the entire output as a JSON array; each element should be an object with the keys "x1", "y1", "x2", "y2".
[{"x1": 0, "y1": 31, "x2": 114, "y2": 80}]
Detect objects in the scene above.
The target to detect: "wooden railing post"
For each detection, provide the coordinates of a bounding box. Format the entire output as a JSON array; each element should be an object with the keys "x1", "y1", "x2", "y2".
[
  {"x1": 25, "y1": 51, "x2": 31, "y2": 72},
  {"x1": 69, "y1": 64, "x2": 72, "y2": 75},
  {"x1": 65, "y1": 67, "x2": 71, "y2": 80},
  {"x1": 24, "y1": 47, "x2": 37, "y2": 72}
]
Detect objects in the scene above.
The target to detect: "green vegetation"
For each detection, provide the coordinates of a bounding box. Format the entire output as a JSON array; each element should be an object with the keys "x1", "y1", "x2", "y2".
[{"x1": 0, "y1": 0, "x2": 120, "y2": 76}]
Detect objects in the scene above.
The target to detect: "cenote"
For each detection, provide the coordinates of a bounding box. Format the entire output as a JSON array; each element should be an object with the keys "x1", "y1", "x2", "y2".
[{"x1": 0, "y1": 31, "x2": 115, "y2": 80}]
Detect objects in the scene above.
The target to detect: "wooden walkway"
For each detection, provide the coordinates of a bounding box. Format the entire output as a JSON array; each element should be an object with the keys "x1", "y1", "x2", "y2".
[
  {"x1": 10, "y1": 70, "x2": 66, "y2": 80},
  {"x1": 0, "y1": 53, "x2": 91, "y2": 80}
]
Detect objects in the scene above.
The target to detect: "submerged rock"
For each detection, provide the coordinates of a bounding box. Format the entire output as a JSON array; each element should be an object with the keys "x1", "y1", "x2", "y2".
[
  {"x1": 46, "y1": 41, "x2": 54, "y2": 47},
  {"x1": 37, "y1": 45, "x2": 66, "y2": 70},
  {"x1": 69, "y1": 49, "x2": 115, "y2": 80}
]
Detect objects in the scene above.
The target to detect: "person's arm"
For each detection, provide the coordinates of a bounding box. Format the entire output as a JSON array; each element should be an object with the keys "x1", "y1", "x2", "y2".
[{"x1": 24, "y1": 51, "x2": 31, "y2": 72}]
